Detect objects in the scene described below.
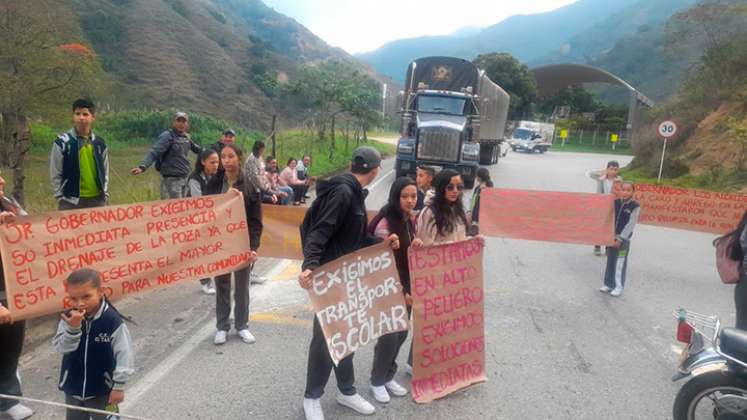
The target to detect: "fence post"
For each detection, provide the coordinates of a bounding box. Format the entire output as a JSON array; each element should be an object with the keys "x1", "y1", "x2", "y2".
[
  {"x1": 271, "y1": 115, "x2": 277, "y2": 157},
  {"x1": 592, "y1": 129, "x2": 598, "y2": 146}
]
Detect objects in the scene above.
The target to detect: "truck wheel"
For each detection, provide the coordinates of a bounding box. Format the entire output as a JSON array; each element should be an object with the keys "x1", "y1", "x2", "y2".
[{"x1": 539, "y1": 147, "x2": 546, "y2": 154}]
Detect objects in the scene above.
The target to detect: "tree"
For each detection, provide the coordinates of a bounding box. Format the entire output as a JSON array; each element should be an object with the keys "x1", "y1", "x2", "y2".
[
  {"x1": 285, "y1": 61, "x2": 382, "y2": 158},
  {"x1": 473, "y1": 53, "x2": 537, "y2": 120},
  {"x1": 0, "y1": 2, "x2": 104, "y2": 204}
]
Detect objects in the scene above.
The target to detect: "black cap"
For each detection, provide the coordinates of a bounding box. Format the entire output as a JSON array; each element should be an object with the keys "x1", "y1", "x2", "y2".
[
  {"x1": 351, "y1": 146, "x2": 381, "y2": 171},
  {"x1": 223, "y1": 129, "x2": 236, "y2": 136}
]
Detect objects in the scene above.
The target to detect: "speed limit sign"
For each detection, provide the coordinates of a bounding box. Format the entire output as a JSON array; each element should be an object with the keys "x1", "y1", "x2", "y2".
[{"x1": 657, "y1": 120, "x2": 677, "y2": 138}]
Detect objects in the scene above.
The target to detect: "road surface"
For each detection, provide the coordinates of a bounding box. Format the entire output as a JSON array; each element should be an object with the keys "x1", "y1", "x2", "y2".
[{"x1": 16, "y1": 151, "x2": 730, "y2": 420}]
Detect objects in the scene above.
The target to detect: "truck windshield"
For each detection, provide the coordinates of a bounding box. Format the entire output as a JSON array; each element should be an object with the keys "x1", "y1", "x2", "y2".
[
  {"x1": 512, "y1": 128, "x2": 533, "y2": 140},
  {"x1": 417, "y1": 96, "x2": 467, "y2": 115}
]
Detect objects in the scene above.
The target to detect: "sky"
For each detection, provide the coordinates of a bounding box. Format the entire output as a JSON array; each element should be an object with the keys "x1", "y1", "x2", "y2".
[{"x1": 261, "y1": 0, "x2": 579, "y2": 54}]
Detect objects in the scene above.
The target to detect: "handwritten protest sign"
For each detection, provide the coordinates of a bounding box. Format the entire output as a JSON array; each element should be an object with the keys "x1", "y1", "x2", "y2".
[
  {"x1": 409, "y1": 238, "x2": 486, "y2": 403},
  {"x1": 0, "y1": 193, "x2": 252, "y2": 321},
  {"x1": 479, "y1": 188, "x2": 616, "y2": 246},
  {"x1": 306, "y1": 242, "x2": 407, "y2": 365},
  {"x1": 635, "y1": 184, "x2": 746, "y2": 234}
]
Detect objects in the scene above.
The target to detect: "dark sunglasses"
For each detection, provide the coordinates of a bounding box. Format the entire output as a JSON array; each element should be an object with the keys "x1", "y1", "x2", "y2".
[{"x1": 446, "y1": 183, "x2": 464, "y2": 192}]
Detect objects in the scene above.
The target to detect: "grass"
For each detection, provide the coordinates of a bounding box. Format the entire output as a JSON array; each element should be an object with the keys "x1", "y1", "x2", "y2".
[
  {"x1": 9, "y1": 130, "x2": 396, "y2": 214},
  {"x1": 620, "y1": 166, "x2": 747, "y2": 192}
]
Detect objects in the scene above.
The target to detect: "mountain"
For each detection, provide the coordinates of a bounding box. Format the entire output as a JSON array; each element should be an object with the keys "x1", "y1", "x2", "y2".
[
  {"x1": 66, "y1": 0, "x2": 394, "y2": 129},
  {"x1": 356, "y1": 0, "x2": 639, "y2": 82}
]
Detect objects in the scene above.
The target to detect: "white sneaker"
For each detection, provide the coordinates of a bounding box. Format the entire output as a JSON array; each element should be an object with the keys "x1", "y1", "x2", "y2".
[
  {"x1": 201, "y1": 283, "x2": 216, "y2": 295},
  {"x1": 385, "y1": 380, "x2": 408, "y2": 397},
  {"x1": 370, "y1": 384, "x2": 390, "y2": 403},
  {"x1": 599, "y1": 286, "x2": 611, "y2": 293},
  {"x1": 610, "y1": 288, "x2": 623, "y2": 297},
  {"x1": 238, "y1": 329, "x2": 256, "y2": 344},
  {"x1": 336, "y1": 393, "x2": 375, "y2": 415},
  {"x1": 214, "y1": 330, "x2": 227, "y2": 345},
  {"x1": 303, "y1": 398, "x2": 324, "y2": 420},
  {"x1": 2, "y1": 404, "x2": 34, "y2": 420},
  {"x1": 250, "y1": 273, "x2": 267, "y2": 284}
]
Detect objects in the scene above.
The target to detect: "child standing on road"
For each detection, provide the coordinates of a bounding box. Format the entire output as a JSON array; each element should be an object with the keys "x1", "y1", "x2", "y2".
[
  {"x1": 53, "y1": 268, "x2": 134, "y2": 420},
  {"x1": 600, "y1": 182, "x2": 640, "y2": 297},
  {"x1": 587, "y1": 160, "x2": 622, "y2": 255}
]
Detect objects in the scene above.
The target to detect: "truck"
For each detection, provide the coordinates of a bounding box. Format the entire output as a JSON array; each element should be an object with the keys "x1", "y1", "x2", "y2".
[
  {"x1": 395, "y1": 57, "x2": 510, "y2": 188},
  {"x1": 507, "y1": 121, "x2": 555, "y2": 154}
]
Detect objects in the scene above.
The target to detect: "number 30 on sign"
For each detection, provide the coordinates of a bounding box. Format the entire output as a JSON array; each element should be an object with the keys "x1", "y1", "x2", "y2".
[{"x1": 657, "y1": 120, "x2": 677, "y2": 138}]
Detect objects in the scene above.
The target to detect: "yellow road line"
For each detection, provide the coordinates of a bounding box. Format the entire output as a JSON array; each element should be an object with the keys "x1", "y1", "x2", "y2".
[{"x1": 250, "y1": 311, "x2": 312, "y2": 327}]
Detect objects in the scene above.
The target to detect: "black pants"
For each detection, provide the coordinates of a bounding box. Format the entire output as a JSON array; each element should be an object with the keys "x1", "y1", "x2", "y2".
[
  {"x1": 64, "y1": 394, "x2": 108, "y2": 420},
  {"x1": 215, "y1": 267, "x2": 250, "y2": 331},
  {"x1": 371, "y1": 305, "x2": 411, "y2": 386},
  {"x1": 291, "y1": 185, "x2": 305, "y2": 203},
  {"x1": 304, "y1": 316, "x2": 356, "y2": 399},
  {"x1": 58, "y1": 196, "x2": 106, "y2": 210},
  {"x1": 736, "y1": 280, "x2": 747, "y2": 330},
  {"x1": 0, "y1": 318, "x2": 25, "y2": 411}
]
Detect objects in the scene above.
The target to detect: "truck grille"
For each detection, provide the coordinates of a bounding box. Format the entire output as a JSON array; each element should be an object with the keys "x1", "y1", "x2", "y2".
[{"x1": 417, "y1": 128, "x2": 460, "y2": 162}]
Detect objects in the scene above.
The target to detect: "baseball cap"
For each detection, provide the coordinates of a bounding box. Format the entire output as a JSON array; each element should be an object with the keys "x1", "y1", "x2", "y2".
[
  {"x1": 223, "y1": 128, "x2": 236, "y2": 136},
  {"x1": 351, "y1": 146, "x2": 381, "y2": 171},
  {"x1": 174, "y1": 112, "x2": 189, "y2": 121}
]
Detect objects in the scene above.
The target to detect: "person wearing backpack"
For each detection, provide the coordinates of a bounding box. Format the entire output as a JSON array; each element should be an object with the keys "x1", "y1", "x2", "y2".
[
  {"x1": 130, "y1": 112, "x2": 202, "y2": 199},
  {"x1": 297, "y1": 147, "x2": 400, "y2": 420},
  {"x1": 714, "y1": 210, "x2": 747, "y2": 329}
]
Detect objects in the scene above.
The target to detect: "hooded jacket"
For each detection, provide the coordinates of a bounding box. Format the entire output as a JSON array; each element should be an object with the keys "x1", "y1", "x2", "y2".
[
  {"x1": 300, "y1": 173, "x2": 380, "y2": 271},
  {"x1": 614, "y1": 198, "x2": 641, "y2": 242}
]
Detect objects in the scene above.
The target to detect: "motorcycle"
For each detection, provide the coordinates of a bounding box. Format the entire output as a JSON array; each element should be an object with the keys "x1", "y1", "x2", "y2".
[{"x1": 672, "y1": 308, "x2": 747, "y2": 419}]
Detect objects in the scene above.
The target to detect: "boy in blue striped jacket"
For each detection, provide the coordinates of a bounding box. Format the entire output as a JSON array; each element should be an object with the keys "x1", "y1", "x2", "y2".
[{"x1": 53, "y1": 268, "x2": 134, "y2": 420}]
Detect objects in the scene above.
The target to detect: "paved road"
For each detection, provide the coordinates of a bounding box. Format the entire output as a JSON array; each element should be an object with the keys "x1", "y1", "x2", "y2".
[{"x1": 16, "y1": 151, "x2": 732, "y2": 420}]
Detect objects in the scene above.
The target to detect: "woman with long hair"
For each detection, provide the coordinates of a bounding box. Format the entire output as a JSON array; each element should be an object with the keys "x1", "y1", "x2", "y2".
[
  {"x1": 367, "y1": 177, "x2": 418, "y2": 402},
  {"x1": 207, "y1": 144, "x2": 261, "y2": 345},
  {"x1": 189, "y1": 148, "x2": 220, "y2": 294},
  {"x1": 470, "y1": 167, "x2": 494, "y2": 225},
  {"x1": 416, "y1": 169, "x2": 471, "y2": 246},
  {"x1": 715, "y1": 210, "x2": 747, "y2": 329}
]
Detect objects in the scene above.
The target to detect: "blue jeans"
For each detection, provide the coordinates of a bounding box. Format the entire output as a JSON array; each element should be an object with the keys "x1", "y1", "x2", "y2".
[{"x1": 278, "y1": 186, "x2": 294, "y2": 205}]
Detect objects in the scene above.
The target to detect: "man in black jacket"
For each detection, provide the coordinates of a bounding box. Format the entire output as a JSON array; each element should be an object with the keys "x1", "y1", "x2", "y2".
[{"x1": 298, "y1": 147, "x2": 399, "y2": 420}]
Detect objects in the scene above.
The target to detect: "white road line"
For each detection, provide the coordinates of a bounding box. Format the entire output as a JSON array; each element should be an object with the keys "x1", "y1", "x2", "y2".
[
  {"x1": 120, "y1": 259, "x2": 292, "y2": 411},
  {"x1": 368, "y1": 169, "x2": 394, "y2": 192}
]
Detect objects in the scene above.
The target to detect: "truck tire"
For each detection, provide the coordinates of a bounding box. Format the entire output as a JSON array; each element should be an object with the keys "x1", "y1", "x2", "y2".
[
  {"x1": 479, "y1": 144, "x2": 495, "y2": 165},
  {"x1": 538, "y1": 147, "x2": 546, "y2": 154}
]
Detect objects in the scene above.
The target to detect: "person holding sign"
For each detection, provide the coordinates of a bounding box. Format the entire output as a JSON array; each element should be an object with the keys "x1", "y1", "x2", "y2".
[
  {"x1": 586, "y1": 161, "x2": 622, "y2": 256},
  {"x1": 52, "y1": 268, "x2": 134, "y2": 420},
  {"x1": 298, "y1": 146, "x2": 400, "y2": 420},
  {"x1": 0, "y1": 174, "x2": 33, "y2": 420},
  {"x1": 367, "y1": 177, "x2": 419, "y2": 403},
  {"x1": 207, "y1": 144, "x2": 261, "y2": 345},
  {"x1": 50, "y1": 99, "x2": 109, "y2": 210},
  {"x1": 188, "y1": 148, "x2": 221, "y2": 295},
  {"x1": 600, "y1": 182, "x2": 640, "y2": 297},
  {"x1": 416, "y1": 169, "x2": 472, "y2": 246}
]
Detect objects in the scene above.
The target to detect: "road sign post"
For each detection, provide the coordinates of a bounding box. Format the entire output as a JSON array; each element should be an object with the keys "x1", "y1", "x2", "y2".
[{"x1": 657, "y1": 120, "x2": 677, "y2": 183}]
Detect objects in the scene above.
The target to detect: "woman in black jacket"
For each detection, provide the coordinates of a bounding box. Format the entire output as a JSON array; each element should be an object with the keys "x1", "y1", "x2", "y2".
[
  {"x1": 207, "y1": 144, "x2": 261, "y2": 345},
  {"x1": 0, "y1": 173, "x2": 34, "y2": 420}
]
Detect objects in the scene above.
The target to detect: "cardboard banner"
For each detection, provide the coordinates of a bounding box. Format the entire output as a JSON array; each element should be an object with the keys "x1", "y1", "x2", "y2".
[
  {"x1": 635, "y1": 184, "x2": 746, "y2": 234},
  {"x1": 0, "y1": 193, "x2": 252, "y2": 321},
  {"x1": 260, "y1": 205, "x2": 305, "y2": 260},
  {"x1": 410, "y1": 238, "x2": 486, "y2": 403},
  {"x1": 306, "y1": 242, "x2": 407, "y2": 365},
  {"x1": 479, "y1": 188, "x2": 616, "y2": 246},
  {"x1": 259, "y1": 205, "x2": 379, "y2": 260}
]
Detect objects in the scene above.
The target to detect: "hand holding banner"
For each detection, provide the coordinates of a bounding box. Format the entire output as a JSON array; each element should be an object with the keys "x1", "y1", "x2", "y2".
[
  {"x1": 409, "y1": 238, "x2": 486, "y2": 403},
  {"x1": 0, "y1": 192, "x2": 253, "y2": 321},
  {"x1": 305, "y1": 242, "x2": 408, "y2": 365}
]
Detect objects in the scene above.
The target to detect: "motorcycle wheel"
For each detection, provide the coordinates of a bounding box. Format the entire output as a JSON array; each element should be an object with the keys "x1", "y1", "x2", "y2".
[{"x1": 673, "y1": 369, "x2": 747, "y2": 420}]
